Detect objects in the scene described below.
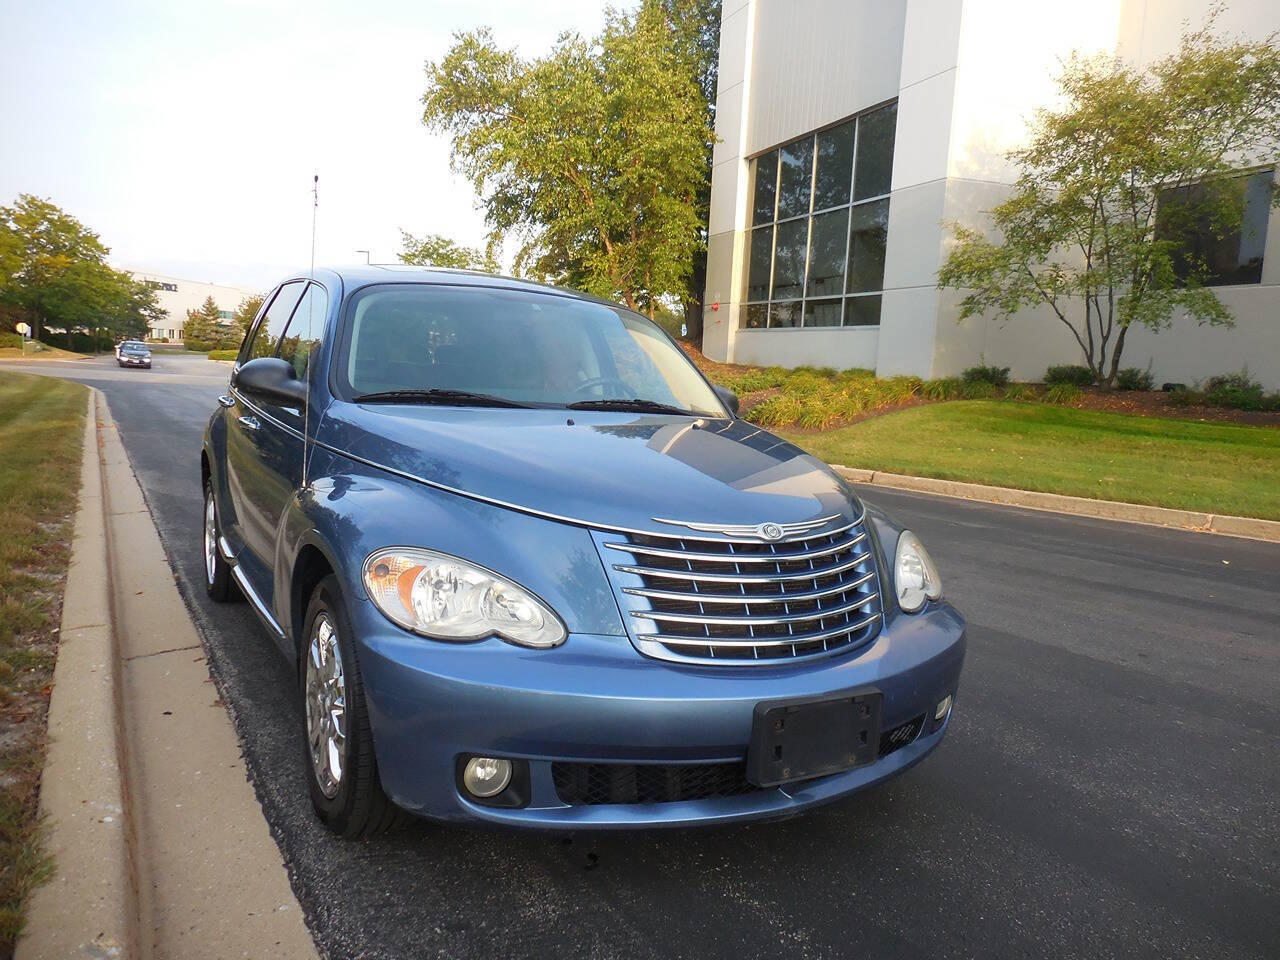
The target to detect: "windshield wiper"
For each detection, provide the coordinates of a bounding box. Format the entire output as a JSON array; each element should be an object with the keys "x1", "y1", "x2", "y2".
[
  {"x1": 352, "y1": 389, "x2": 532, "y2": 408},
  {"x1": 565, "y1": 397, "x2": 693, "y2": 415}
]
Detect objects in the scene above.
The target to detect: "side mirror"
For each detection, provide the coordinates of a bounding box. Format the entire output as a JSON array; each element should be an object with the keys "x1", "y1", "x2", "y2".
[
  {"x1": 233, "y1": 357, "x2": 307, "y2": 408},
  {"x1": 713, "y1": 384, "x2": 739, "y2": 417}
]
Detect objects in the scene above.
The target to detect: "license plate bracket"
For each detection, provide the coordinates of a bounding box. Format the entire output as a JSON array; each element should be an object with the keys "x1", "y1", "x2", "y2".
[{"x1": 746, "y1": 688, "x2": 882, "y2": 787}]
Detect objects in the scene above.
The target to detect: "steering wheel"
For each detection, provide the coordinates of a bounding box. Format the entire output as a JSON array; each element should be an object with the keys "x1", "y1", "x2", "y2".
[{"x1": 572, "y1": 376, "x2": 631, "y2": 397}]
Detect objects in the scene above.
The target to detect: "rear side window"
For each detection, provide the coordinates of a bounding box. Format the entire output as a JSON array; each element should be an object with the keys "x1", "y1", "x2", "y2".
[
  {"x1": 277, "y1": 283, "x2": 328, "y2": 378},
  {"x1": 243, "y1": 281, "x2": 305, "y2": 361}
]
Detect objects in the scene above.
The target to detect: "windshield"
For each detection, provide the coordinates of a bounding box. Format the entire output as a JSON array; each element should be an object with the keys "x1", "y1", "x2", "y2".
[
  {"x1": 337, "y1": 284, "x2": 726, "y2": 416},
  {"x1": 122, "y1": 343, "x2": 148, "y2": 353}
]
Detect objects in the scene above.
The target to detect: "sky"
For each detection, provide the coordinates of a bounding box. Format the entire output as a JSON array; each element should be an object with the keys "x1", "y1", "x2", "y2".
[{"x1": 0, "y1": 0, "x2": 611, "y2": 291}]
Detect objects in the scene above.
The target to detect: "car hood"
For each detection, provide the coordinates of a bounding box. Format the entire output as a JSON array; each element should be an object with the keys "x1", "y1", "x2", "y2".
[{"x1": 314, "y1": 404, "x2": 860, "y2": 533}]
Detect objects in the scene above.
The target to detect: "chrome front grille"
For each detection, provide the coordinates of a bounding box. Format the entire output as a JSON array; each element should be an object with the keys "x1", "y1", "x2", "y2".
[{"x1": 599, "y1": 514, "x2": 883, "y2": 665}]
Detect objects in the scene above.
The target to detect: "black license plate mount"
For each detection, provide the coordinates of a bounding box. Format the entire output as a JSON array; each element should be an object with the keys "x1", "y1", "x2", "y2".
[{"x1": 746, "y1": 688, "x2": 882, "y2": 787}]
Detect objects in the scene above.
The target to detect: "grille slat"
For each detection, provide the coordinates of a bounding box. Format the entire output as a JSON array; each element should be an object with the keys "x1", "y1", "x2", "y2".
[
  {"x1": 604, "y1": 531, "x2": 867, "y2": 565},
  {"x1": 623, "y1": 570, "x2": 876, "y2": 605},
  {"x1": 614, "y1": 551, "x2": 871, "y2": 584},
  {"x1": 649, "y1": 613, "x2": 882, "y2": 648},
  {"x1": 605, "y1": 513, "x2": 883, "y2": 665},
  {"x1": 631, "y1": 593, "x2": 877, "y2": 626}
]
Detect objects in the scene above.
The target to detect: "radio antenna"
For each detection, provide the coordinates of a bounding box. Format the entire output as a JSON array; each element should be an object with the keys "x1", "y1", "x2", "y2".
[
  {"x1": 309, "y1": 173, "x2": 319, "y2": 280},
  {"x1": 303, "y1": 172, "x2": 319, "y2": 489}
]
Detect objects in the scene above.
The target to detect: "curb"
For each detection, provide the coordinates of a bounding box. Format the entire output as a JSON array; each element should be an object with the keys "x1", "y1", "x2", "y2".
[
  {"x1": 18, "y1": 390, "x2": 137, "y2": 959},
  {"x1": 832, "y1": 466, "x2": 1280, "y2": 543},
  {"x1": 19, "y1": 389, "x2": 316, "y2": 960}
]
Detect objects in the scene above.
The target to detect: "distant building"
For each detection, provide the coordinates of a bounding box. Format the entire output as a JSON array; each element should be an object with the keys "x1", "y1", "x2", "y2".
[
  {"x1": 124, "y1": 269, "x2": 259, "y2": 341},
  {"x1": 703, "y1": 0, "x2": 1280, "y2": 388}
]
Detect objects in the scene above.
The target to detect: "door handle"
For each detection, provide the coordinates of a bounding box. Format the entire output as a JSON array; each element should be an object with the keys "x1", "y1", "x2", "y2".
[
  {"x1": 218, "y1": 395, "x2": 235, "y2": 408},
  {"x1": 238, "y1": 415, "x2": 260, "y2": 431}
]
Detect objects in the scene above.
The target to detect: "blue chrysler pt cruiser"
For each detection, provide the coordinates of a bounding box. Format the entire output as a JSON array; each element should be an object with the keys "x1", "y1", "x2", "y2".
[{"x1": 201, "y1": 266, "x2": 965, "y2": 837}]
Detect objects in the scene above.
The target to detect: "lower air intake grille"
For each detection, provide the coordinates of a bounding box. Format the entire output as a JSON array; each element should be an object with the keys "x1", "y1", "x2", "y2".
[
  {"x1": 878, "y1": 716, "x2": 925, "y2": 758},
  {"x1": 552, "y1": 762, "x2": 760, "y2": 805}
]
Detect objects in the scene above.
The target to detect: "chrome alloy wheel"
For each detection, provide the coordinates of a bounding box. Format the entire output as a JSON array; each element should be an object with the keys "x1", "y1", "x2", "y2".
[
  {"x1": 203, "y1": 492, "x2": 218, "y2": 584},
  {"x1": 305, "y1": 613, "x2": 347, "y2": 798}
]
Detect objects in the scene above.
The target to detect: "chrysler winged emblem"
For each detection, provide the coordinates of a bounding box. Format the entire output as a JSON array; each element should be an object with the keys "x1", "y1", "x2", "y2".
[{"x1": 652, "y1": 514, "x2": 841, "y2": 541}]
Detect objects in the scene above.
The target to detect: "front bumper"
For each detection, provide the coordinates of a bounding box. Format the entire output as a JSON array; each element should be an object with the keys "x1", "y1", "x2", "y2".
[{"x1": 353, "y1": 599, "x2": 965, "y2": 828}]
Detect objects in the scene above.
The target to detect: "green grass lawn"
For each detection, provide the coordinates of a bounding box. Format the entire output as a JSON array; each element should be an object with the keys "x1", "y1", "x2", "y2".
[
  {"x1": 781, "y1": 400, "x2": 1280, "y2": 520},
  {"x1": 0, "y1": 372, "x2": 86, "y2": 951}
]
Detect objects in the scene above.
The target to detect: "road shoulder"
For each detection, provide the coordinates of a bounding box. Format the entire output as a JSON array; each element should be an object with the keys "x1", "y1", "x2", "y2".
[{"x1": 18, "y1": 389, "x2": 316, "y2": 960}]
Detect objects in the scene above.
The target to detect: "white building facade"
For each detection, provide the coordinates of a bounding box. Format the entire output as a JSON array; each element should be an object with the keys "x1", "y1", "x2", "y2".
[
  {"x1": 703, "y1": 0, "x2": 1280, "y2": 388},
  {"x1": 125, "y1": 269, "x2": 259, "y2": 341}
]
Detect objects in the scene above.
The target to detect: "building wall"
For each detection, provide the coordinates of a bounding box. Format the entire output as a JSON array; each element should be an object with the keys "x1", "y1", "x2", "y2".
[
  {"x1": 124, "y1": 269, "x2": 259, "y2": 341},
  {"x1": 704, "y1": 0, "x2": 1280, "y2": 389},
  {"x1": 703, "y1": 0, "x2": 907, "y2": 369}
]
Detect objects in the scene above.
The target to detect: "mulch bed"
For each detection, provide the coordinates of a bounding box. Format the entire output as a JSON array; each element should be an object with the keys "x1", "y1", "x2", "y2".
[
  {"x1": 680, "y1": 342, "x2": 1278, "y2": 428},
  {"x1": 1060, "y1": 388, "x2": 1280, "y2": 426}
]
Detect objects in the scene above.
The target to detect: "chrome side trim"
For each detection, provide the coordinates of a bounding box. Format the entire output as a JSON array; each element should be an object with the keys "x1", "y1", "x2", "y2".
[
  {"x1": 231, "y1": 565, "x2": 285, "y2": 638},
  {"x1": 217, "y1": 536, "x2": 235, "y2": 562},
  {"x1": 232, "y1": 390, "x2": 305, "y2": 441},
  {"x1": 309, "y1": 434, "x2": 865, "y2": 540}
]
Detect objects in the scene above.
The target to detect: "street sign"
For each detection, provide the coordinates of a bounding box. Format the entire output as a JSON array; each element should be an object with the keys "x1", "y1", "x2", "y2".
[{"x1": 15, "y1": 322, "x2": 30, "y2": 336}]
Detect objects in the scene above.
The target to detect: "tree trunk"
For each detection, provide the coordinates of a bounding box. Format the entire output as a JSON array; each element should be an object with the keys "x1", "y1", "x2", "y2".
[
  {"x1": 1104, "y1": 324, "x2": 1130, "y2": 388},
  {"x1": 684, "y1": 249, "x2": 706, "y2": 345}
]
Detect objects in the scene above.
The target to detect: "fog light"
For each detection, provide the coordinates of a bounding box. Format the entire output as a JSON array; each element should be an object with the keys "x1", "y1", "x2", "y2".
[
  {"x1": 462, "y1": 757, "x2": 512, "y2": 798},
  {"x1": 935, "y1": 695, "x2": 953, "y2": 722}
]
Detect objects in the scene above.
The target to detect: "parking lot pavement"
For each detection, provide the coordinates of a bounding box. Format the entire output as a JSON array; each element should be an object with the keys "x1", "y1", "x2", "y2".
[{"x1": 9, "y1": 352, "x2": 1280, "y2": 959}]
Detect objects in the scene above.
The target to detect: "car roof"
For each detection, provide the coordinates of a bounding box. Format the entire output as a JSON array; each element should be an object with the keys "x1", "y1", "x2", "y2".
[{"x1": 286, "y1": 265, "x2": 623, "y2": 311}]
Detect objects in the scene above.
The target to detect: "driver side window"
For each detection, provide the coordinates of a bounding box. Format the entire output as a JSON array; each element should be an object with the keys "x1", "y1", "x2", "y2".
[{"x1": 242, "y1": 282, "x2": 305, "y2": 362}]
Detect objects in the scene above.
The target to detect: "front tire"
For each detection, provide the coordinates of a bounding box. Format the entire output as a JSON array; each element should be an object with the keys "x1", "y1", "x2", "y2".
[
  {"x1": 301, "y1": 575, "x2": 405, "y2": 838},
  {"x1": 202, "y1": 482, "x2": 234, "y2": 601}
]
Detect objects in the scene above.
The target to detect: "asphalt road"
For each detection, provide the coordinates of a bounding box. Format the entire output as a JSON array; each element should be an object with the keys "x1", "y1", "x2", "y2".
[{"x1": 5, "y1": 352, "x2": 1279, "y2": 960}]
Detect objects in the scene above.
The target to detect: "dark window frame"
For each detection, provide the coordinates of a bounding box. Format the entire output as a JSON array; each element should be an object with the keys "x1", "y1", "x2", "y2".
[{"x1": 742, "y1": 100, "x2": 897, "y2": 332}]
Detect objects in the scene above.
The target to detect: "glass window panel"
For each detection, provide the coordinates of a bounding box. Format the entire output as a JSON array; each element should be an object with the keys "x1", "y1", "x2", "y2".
[
  {"x1": 813, "y1": 121, "x2": 854, "y2": 211},
  {"x1": 804, "y1": 298, "x2": 843, "y2": 327},
  {"x1": 752, "y1": 151, "x2": 778, "y2": 225},
  {"x1": 769, "y1": 300, "x2": 801, "y2": 328},
  {"x1": 777, "y1": 137, "x2": 814, "y2": 219},
  {"x1": 847, "y1": 198, "x2": 889, "y2": 293},
  {"x1": 746, "y1": 226, "x2": 774, "y2": 301},
  {"x1": 771, "y1": 219, "x2": 808, "y2": 300},
  {"x1": 277, "y1": 282, "x2": 328, "y2": 379},
  {"x1": 244, "y1": 281, "x2": 305, "y2": 360},
  {"x1": 744, "y1": 303, "x2": 769, "y2": 328},
  {"x1": 806, "y1": 208, "x2": 849, "y2": 297},
  {"x1": 854, "y1": 103, "x2": 897, "y2": 201},
  {"x1": 1158, "y1": 170, "x2": 1271, "y2": 286},
  {"x1": 844, "y1": 294, "x2": 882, "y2": 326}
]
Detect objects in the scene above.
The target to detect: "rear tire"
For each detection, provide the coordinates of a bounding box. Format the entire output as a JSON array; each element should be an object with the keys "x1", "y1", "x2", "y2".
[
  {"x1": 202, "y1": 482, "x2": 234, "y2": 602},
  {"x1": 301, "y1": 575, "x2": 406, "y2": 838}
]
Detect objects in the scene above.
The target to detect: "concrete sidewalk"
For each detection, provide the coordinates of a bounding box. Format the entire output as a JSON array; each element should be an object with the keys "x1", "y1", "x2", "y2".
[{"x1": 19, "y1": 390, "x2": 316, "y2": 960}]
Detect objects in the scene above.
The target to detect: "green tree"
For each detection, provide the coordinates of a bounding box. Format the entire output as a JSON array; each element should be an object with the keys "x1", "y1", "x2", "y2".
[
  {"x1": 232, "y1": 293, "x2": 265, "y2": 337},
  {"x1": 655, "y1": 0, "x2": 720, "y2": 340},
  {"x1": 421, "y1": 1, "x2": 713, "y2": 322},
  {"x1": 0, "y1": 194, "x2": 110, "y2": 341},
  {"x1": 937, "y1": 13, "x2": 1280, "y2": 386},
  {"x1": 184, "y1": 295, "x2": 224, "y2": 346},
  {"x1": 397, "y1": 230, "x2": 499, "y2": 272}
]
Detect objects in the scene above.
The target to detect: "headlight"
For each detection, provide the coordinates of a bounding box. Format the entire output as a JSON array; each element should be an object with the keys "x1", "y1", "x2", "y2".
[
  {"x1": 894, "y1": 530, "x2": 942, "y2": 613},
  {"x1": 362, "y1": 548, "x2": 566, "y2": 648}
]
